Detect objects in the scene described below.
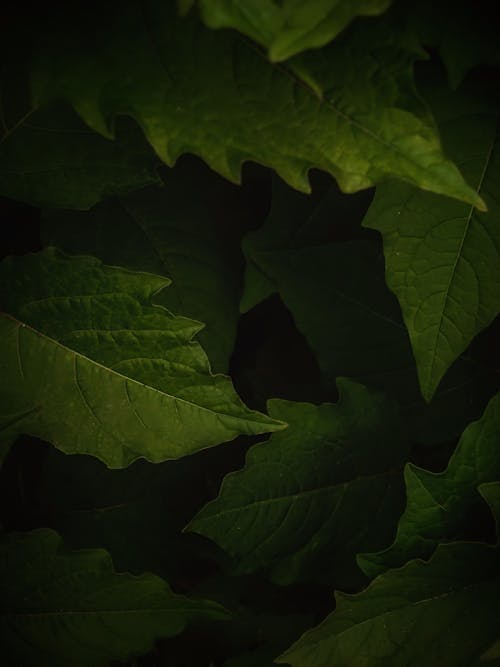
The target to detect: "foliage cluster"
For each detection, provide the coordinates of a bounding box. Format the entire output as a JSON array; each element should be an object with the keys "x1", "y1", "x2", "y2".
[{"x1": 1, "y1": 1, "x2": 499, "y2": 665}]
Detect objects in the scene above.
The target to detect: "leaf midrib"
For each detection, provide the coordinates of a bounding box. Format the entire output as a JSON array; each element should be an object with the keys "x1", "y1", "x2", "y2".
[
  {"x1": 426, "y1": 117, "x2": 498, "y2": 393},
  {"x1": 282, "y1": 563, "x2": 499, "y2": 658},
  {"x1": 242, "y1": 33, "x2": 439, "y2": 176},
  {"x1": 2, "y1": 313, "x2": 274, "y2": 428},
  {"x1": 136, "y1": 4, "x2": 474, "y2": 196},
  {"x1": 194, "y1": 468, "x2": 399, "y2": 523}
]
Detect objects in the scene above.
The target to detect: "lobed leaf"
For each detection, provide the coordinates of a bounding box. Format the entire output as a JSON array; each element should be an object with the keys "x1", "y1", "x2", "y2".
[
  {"x1": 0, "y1": 248, "x2": 283, "y2": 467},
  {"x1": 405, "y1": 0, "x2": 500, "y2": 89},
  {"x1": 189, "y1": 379, "x2": 409, "y2": 587},
  {"x1": 14, "y1": 0, "x2": 484, "y2": 207},
  {"x1": 0, "y1": 528, "x2": 228, "y2": 667},
  {"x1": 359, "y1": 391, "x2": 500, "y2": 578}
]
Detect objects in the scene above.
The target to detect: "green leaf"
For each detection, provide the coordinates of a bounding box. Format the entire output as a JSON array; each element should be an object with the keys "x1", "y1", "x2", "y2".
[
  {"x1": 0, "y1": 101, "x2": 161, "y2": 209},
  {"x1": 242, "y1": 178, "x2": 497, "y2": 443},
  {"x1": 194, "y1": 0, "x2": 392, "y2": 62},
  {"x1": 246, "y1": 240, "x2": 414, "y2": 392},
  {"x1": 0, "y1": 528, "x2": 228, "y2": 667},
  {"x1": 363, "y1": 76, "x2": 500, "y2": 401},
  {"x1": 406, "y1": 0, "x2": 500, "y2": 89},
  {"x1": 359, "y1": 391, "x2": 500, "y2": 578},
  {"x1": 188, "y1": 379, "x2": 408, "y2": 587},
  {"x1": 0, "y1": 248, "x2": 283, "y2": 467},
  {"x1": 43, "y1": 160, "x2": 251, "y2": 372},
  {"x1": 240, "y1": 174, "x2": 373, "y2": 313},
  {"x1": 33, "y1": 449, "x2": 220, "y2": 580},
  {"x1": 187, "y1": 573, "x2": 314, "y2": 667},
  {"x1": 278, "y1": 483, "x2": 500, "y2": 667},
  {"x1": 27, "y1": 430, "x2": 256, "y2": 582},
  {"x1": 19, "y1": 0, "x2": 484, "y2": 206}
]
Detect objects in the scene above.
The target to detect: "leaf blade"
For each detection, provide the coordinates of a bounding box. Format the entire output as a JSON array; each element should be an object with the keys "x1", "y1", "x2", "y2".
[
  {"x1": 196, "y1": 0, "x2": 392, "y2": 61},
  {"x1": 278, "y1": 538, "x2": 500, "y2": 667},
  {"x1": 189, "y1": 379, "x2": 408, "y2": 587},
  {"x1": 0, "y1": 102, "x2": 161, "y2": 209},
  {"x1": 43, "y1": 162, "x2": 252, "y2": 372},
  {"x1": 0, "y1": 528, "x2": 228, "y2": 667},
  {"x1": 363, "y1": 77, "x2": 500, "y2": 400},
  {"x1": 359, "y1": 391, "x2": 500, "y2": 578},
  {"x1": 0, "y1": 249, "x2": 283, "y2": 467},
  {"x1": 20, "y1": 0, "x2": 484, "y2": 207}
]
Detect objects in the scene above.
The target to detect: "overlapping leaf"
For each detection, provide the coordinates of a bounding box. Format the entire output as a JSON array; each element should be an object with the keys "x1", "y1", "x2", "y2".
[
  {"x1": 242, "y1": 177, "x2": 497, "y2": 443},
  {"x1": 0, "y1": 528, "x2": 228, "y2": 667},
  {"x1": 363, "y1": 76, "x2": 500, "y2": 401},
  {"x1": 43, "y1": 161, "x2": 251, "y2": 371},
  {"x1": 33, "y1": 449, "x2": 221, "y2": 580},
  {"x1": 13, "y1": 0, "x2": 484, "y2": 206},
  {"x1": 189, "y1": 379, "x2": 409, "y2": 587},
  {"x1": 240, "y1": 175, "x2": 373, "y2": 313},
  {"x1": 190, "y1": 0, "x2": 392, "y2": 61},
  {"x1": 359, "y1": 391, "x2": 500, "y2": 578},
  {"x1": 0, "y1": 98, "x2": 160, "y2": 209},
  {"x1": 190, "y1": 573, "x2": 314, "y2": 667},
  {"x1": 278, "y1": 482, "x2": 500, "y2": 667},
  {"x1": 0, "y1": 248, "x2": 282, "y2": 467},
  {"x1": 406, "y1": 0, "x2": 500, "y2": 88}
]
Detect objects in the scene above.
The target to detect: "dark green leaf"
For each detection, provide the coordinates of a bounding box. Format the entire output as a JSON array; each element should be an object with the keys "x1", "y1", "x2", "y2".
[
  {"x1": 182, "y1": 572, "x2": 315, "y2": 667},
  {"x1": 33, "y1": 449, "x2": 221, "y2": 581},
  {"x1": 363, "y1": 75, "x2": 500, "y2": 401},
  {"x1": 240, "y1": 175, "x2": 373, "y2": 313},
  {"x1": 0, "y1": 102, "x2": 160, "y2": 209},
  {"x1": 359, "y1": 391, "x2": 500, "y2": 578},
  {"x1": 193, "y1": 0, "x2": 392, "y2": 61},
  {"x1": 406, "y1": 0, "x2": 500, "y2": 89},
  {"x1": 0, "y1": 248, "x2": 283, "y2": 467},
  {"x1": 43, "y1": 161, "x2": 252, "y2": 372},
  {"x1": 242, "y1": 179, "x2": 497, "y2": 443},
  {"x1": 189, "y1": 379, "x2": 408, "y2": 587},
  {"x1": 0, "y1": 528, "x2": 228, "y2": 667},
  {"x1": 278, "y1": 484, "x2": 500, "y2": 667},
  {"x1": 18, "y1": 0, "x2": 484, "y2": 206}
]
